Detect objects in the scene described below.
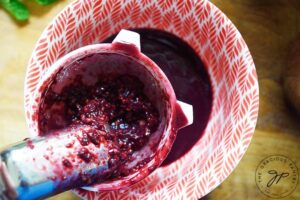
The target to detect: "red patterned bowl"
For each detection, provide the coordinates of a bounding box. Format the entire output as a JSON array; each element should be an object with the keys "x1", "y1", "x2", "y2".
[{"x1": 25, "y1": 0, "x2": 259, "y2": 199}]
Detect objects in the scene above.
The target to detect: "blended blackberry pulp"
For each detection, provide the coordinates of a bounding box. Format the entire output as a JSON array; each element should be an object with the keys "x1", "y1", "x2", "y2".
[{"x1": 39, "y1": 75, "x2": 159, "y2": 178}]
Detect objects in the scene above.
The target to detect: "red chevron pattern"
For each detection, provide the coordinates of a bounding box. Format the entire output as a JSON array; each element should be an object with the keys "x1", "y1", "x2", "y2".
[{"x1": 24, "y1": 0, "x2": 259, "y2": 199}]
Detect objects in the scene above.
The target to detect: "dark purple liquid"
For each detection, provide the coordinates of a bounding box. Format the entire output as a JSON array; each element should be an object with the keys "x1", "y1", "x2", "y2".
[{"x1": 105, "y1": 29, "x2": 212, "y2": 166}]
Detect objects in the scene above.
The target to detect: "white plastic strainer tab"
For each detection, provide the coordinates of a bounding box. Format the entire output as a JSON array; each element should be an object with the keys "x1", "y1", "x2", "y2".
[{"x1": 112, "y1": 29, "x2": 141, "y2": 51}]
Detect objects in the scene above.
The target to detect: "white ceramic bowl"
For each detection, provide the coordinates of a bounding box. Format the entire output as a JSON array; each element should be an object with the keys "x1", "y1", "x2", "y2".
[{"x1": 25, "y1": 0, "x2": 259, "y2": 199}]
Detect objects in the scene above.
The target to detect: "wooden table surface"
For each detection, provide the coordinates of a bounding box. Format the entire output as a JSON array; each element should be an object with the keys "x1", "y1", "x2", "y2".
[{"x1": 0, "y1": 0, "x2": 299, "y2": 199}]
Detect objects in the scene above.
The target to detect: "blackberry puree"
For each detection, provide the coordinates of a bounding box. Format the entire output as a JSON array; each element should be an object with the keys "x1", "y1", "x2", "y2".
[{"x1": 39, "y1": 75, "x2": 159, "y2": 179}]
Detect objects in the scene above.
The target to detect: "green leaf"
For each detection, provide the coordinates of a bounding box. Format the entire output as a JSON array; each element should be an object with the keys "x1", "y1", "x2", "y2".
[
  {"x1": 34, "y1": 0, "x2": 57, "y2": 6},
  {"x1": 0, "y1": 0, "x2": 29, "y2": 21}
]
